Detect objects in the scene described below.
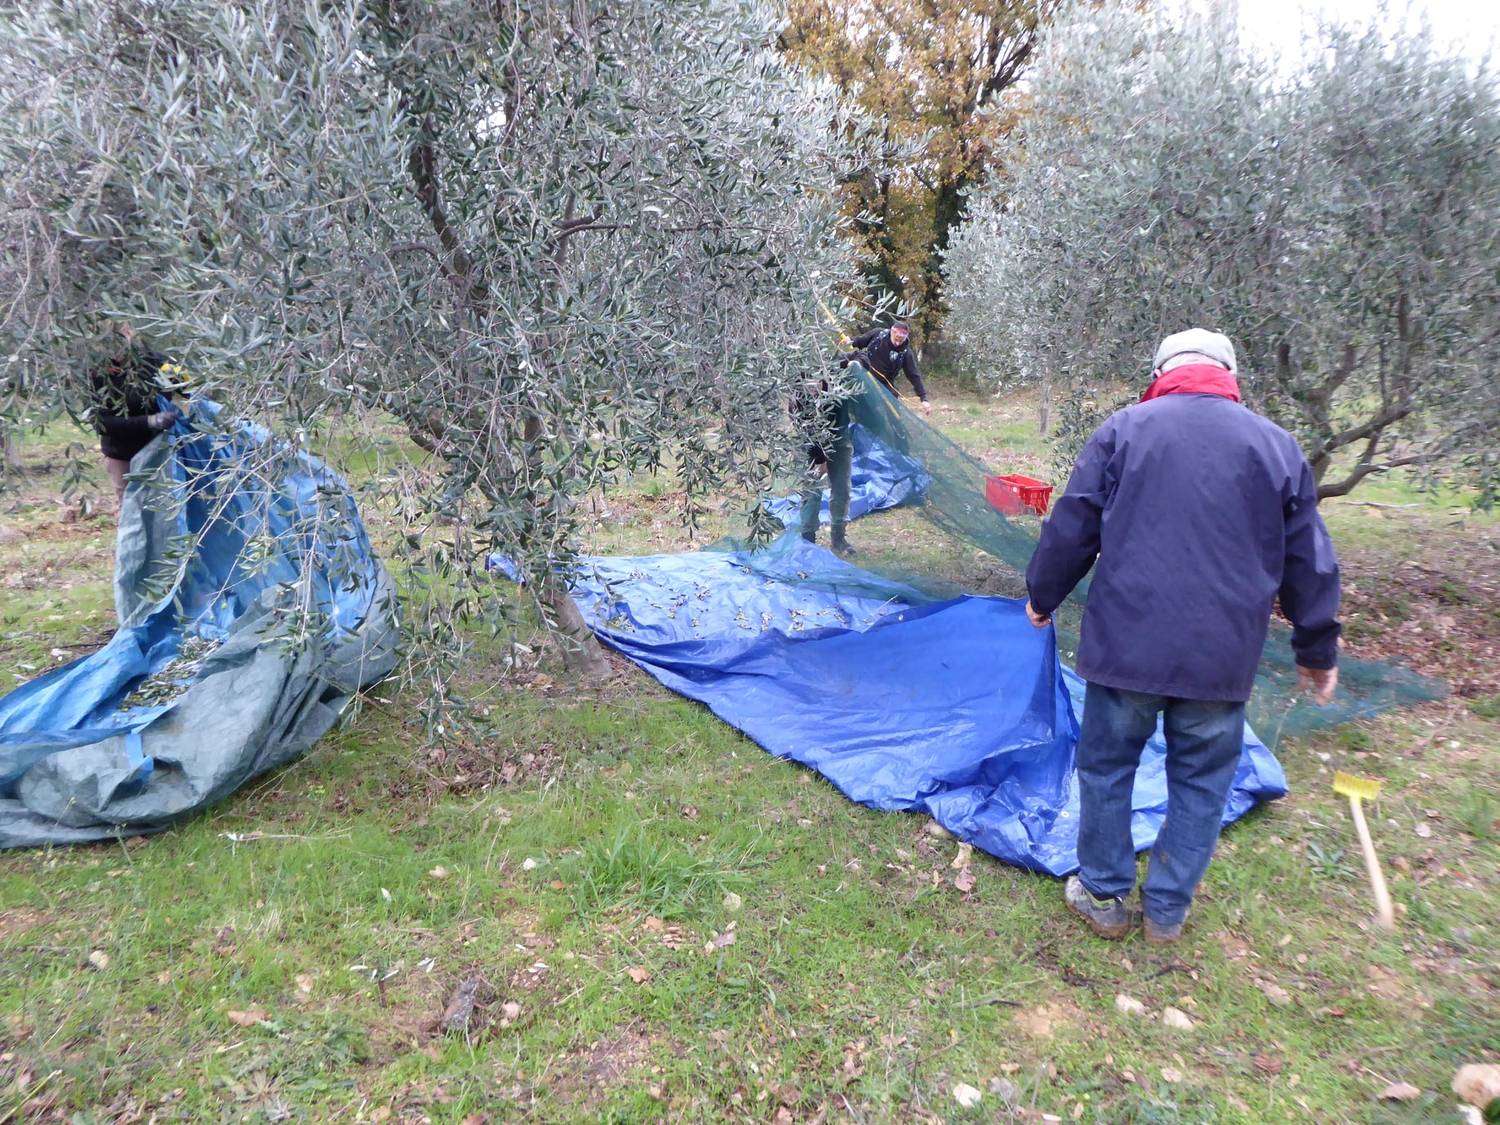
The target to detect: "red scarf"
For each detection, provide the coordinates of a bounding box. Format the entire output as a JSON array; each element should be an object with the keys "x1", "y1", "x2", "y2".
[{"x1": 1141, "y1": 363, "x2": 1241, "y2": 404}]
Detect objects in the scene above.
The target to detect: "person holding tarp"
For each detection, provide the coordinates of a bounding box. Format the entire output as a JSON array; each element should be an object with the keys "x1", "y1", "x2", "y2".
[
  {"x1": 842, "y1": 320, "x2": 932, "y2": 415},
  {"x1": 1024, "y1": 329, "x2": 1341, "y2": 946},
  {"x1": 792, "y1": 372, "x2": 857, "y2": 556},
  {"x1": 87, "y1": 325, "x2": 184, "y2": 507}
]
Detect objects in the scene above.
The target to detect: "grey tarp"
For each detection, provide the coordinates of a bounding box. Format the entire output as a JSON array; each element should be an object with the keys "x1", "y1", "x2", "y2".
[{"x1": 0, "y1": 402, "x2": 398, "y2": 846}]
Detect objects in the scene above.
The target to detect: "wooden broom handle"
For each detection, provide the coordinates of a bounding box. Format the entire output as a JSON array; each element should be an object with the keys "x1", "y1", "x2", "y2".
[{"x1": 1347, "y1": 796, "x2": 1396, "y2": 929}]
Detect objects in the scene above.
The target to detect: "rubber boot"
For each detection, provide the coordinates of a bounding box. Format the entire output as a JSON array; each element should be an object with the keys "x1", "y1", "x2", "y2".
[{"x1": 831, "y1": 525, "x2": 856, "y2": 557}]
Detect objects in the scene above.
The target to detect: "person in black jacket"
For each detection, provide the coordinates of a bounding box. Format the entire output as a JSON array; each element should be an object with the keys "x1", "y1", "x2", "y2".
[
  {"x1": 842, "y1": 320, "x2": 931, "y2": 414},
  {"x1": 89, "y1": 326, "x2": 180, "y2": 506},
  {"x1": 791, "y1": 373, "x2": 856, "y2": 556}
]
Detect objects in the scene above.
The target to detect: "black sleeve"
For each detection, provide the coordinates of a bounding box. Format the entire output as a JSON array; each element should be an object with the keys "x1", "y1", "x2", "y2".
[
  {"x1": 849, "y1": 329, "x2": 878, "y2": 349},
  {"x1": 91, "y1": 354, "x2": 164, "y2": 443},
  {"x1": 96, "y1": 412, "x2": 158, "y2": 444},
  {"x1": 903, "y1": 350, "x2": 928, "y2": 402}
]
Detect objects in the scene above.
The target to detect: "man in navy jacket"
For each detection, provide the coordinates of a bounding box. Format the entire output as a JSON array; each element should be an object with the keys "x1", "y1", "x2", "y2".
[{"x1": 1024, "y1": 329, "x2": 1340, "y2": 945}]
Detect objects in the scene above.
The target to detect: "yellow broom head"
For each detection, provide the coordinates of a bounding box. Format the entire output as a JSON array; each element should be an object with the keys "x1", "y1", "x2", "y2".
[{"x1": 1332, "y1": 771, "x2": 1383, "y2": 801}]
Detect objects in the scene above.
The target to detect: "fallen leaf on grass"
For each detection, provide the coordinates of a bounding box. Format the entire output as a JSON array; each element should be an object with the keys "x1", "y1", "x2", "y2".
[
  {"x1": 722, "y1": 892, "x2": 743, "y2": 913},
  {"x1": 842, "y1": 1041, "x2": 867, "y2": 1078},
  {"x1": 1161, "y1": 1007, "x2": 1194, "y2": 1031},
  {"x1": 989, "y1": 1077, "x2": 1019, "y2": 1102},
  {"x1": 1160, "y1": 1066, "x2": 1184, "y2": 1084},
  {"x1": 952, "y1": 1083, "x2": 982, "y2": 1108},
  {"x1": 704, "y1": 922, "x2": 737, "y2": 953},
  {"x1": 950, "y1": 842, "x2": 974, "y2": 870},
  {"x1": 1377, "y1": 1082, "x2": 1421, "y2": 1102},
  {"x1": 1414, "y1": 821, "x2": 1433, "y2": 839},
  {"x1": 294, "y1": 974, "x2": 314, "y2": 995},
  {"x1": 226, "y1": 1009, "x2": 267, "y2": 1027},
  {"x1": 1453, "y1": 1064, "x2": 1500, "y2": 1108},
  {"x1": 626, "y1": 966, "x2": 652, "y2": 984},
  {"x1": 1253, "y1": 1053, "x2": 1283, "y2": 1076},
  {"x1": 427, "y1": 866, "x2": 449, "y2": 879},
  {"x1": 1114, "y1": 994, "x2": 1146, "y2": 1017},
  {"x1": 86, "y1": 950, "x2": 109, "y2": 971},
  {"x1": 1257, "y1": 980, "x2": 1293, "y2": 1007},
  {"x1": 441, "y1": 977, "x2": 489, "y2": 1036},
  {"x1": 954, "y1": 867, "x2": 977, "y2": 893}
]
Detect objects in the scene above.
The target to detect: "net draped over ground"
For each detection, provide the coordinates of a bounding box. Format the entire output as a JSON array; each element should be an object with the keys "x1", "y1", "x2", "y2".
[
  {"x1": 0, "y1": 402, "x2": 398, "y2": 847},
  {"x1": 762, "y1": 422, "x2": 930, "y2": 527},
  {"x1": 553, "y1": 367, "x2": 1440, "y2": 873}
]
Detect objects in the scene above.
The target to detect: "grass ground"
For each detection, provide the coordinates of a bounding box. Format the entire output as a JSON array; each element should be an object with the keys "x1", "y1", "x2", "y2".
[{"x1": 0, "y1": 383, "x2": 1496, "y2": 1124}]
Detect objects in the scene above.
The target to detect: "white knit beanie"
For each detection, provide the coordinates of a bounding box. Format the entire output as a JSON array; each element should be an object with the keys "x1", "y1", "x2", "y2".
[{"x1": 1152, "y1": 328, "x2": 1238, "y2": 374}]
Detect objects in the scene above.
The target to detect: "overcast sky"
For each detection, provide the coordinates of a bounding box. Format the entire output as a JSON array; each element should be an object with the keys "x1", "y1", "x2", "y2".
[{"x1": 1221, "y1": 0, "x2": 1499, "y2": 64}]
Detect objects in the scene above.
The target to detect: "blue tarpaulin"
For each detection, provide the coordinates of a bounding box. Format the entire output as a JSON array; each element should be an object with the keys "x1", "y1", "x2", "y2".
[
  {"x1": 568, "y1": 535, "x2": 1286, "y2": 876},
  {"x1": 764, "y1": 423, "x2": 930, "y2": 527},
  {"x1": 0, "y1": 401, "x2": 398, "y2": 847}
]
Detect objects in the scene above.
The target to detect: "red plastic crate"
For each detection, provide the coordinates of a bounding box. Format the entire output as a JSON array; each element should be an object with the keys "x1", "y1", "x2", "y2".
[{"x1": 985, "y1": 473, "x2": 1053, "y2": 517}]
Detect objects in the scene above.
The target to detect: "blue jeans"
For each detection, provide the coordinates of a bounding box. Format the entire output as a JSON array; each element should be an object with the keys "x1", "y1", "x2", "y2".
[{"x1": 1076, "y1": 683, "x2": 1246, "y2": 925}]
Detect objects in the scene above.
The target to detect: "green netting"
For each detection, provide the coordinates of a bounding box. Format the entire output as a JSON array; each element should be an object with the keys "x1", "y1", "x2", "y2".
[{"x1": 797, "y1": 365, "x2": 1443, "y2": 740}]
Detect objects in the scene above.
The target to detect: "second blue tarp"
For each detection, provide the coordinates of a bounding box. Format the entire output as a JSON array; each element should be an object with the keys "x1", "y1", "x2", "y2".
[
  {"x1": 763, "y1": 424, "x2": 930, "y2": 527},
  {"x1": 0, "y1": 401, "x2": 398, "y2": 847},
  {"x1": 568, "y1": 534, "x2": 1286, "y2": 876}
]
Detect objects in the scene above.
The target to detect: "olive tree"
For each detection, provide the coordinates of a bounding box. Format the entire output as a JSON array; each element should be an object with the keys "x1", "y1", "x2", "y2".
[
  {"x1": 0, "y1": 1, "x2": 858, "y2": 689},
  {"x1": 943, "y1": 2, "x2": 1500, "y2": 502}
]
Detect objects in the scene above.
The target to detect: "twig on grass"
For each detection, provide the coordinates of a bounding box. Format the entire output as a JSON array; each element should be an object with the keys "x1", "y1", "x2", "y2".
[{"x1": 218, "y1": 830, "x2": 352, "y2": 845}]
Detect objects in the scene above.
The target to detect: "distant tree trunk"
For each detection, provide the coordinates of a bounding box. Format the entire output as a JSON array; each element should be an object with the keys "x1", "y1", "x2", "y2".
[{"x1": 1, "y1": 429, "x2": 20, "y2": 472}]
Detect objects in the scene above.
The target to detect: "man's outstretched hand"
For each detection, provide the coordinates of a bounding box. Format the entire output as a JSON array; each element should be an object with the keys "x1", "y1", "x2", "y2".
[
  {"x1": 1025, "y1": 600, "x2": 1051, "y2": 629},
  {"x1": 920, "y1": 400, "x2": 932, "y2": 416},
  {"x1": 1297, "y1": 664, "x2": 1338, "y2": 705}
]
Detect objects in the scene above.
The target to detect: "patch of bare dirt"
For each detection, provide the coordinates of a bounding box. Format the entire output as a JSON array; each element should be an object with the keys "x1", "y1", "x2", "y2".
[
  {"x1": 0, "y1": 907, "x2": 54, "y2": 940},
  {"x1": 546, "y1": 1024, "x2": 660, "y2": 1107},
  {"x1": 1013, "y1": 999, "x2": 1081, "y2": 1040},
  {"x1": 366, "y1": 965, "x2": 474, "y2": 1060}
]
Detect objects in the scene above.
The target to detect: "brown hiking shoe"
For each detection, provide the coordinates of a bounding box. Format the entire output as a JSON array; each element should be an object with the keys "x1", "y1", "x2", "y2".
[
  {"x1": 1144, "y1": 914, "x2": 1186, "y2": 946},
  {"x1": 1064, "y1": 875, "x2": 1133, "y2": 939}
]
